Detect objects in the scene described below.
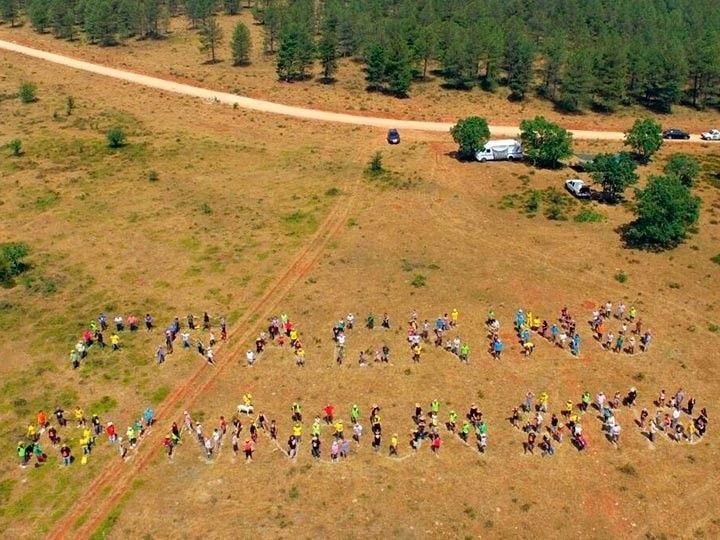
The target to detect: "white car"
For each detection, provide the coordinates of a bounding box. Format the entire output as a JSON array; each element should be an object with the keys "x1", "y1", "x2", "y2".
[
  {"x1": 565, "y1": 179, "x2": 591, "y2": 199},
  {"x1": 701, "y1": 129, "x2": 720, "y2": 141}
]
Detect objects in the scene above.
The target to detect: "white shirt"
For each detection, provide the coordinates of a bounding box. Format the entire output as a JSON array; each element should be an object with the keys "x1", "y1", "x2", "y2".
[{"x1": 337, "y1": 334, "x2": 346, "y2": 346}]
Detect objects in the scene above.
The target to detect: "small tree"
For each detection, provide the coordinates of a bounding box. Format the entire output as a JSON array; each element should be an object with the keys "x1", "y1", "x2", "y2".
[
  {"x1": 365, "y1": 43, "x2": 387, "y2": 91},
  {"x1": 624, "y1": 175, "x2": 700, "y2": 249},
  {"x1": 8, "y1": 138, "x2": 22, "y2": 157},
  {"x1": 664, "y1": 153, "x2": 700, "y2": 187},
  {"x1": 450, "y1": 117, "x2": 491, "y2": 161},
  {"x1": 18, "y1": 82, "x2": 38, "y2": 104},
  {"x1": 519, "y1": 116, "x2": 573, "y2": 168},
  {"x1": 0, "y1": 242, "x2": 30, "y2": 287},
  {"x1": 28, "y1": 0, "x2": 50, "y2": 32},
  {"x1": 589, "y1": 152, "x2": 638, "y2": 203},
  {"x1": 317, "y1": 29, "x2": 339, "y2": 82},
  {"x1": 199, "y1": 17, "x2": 224, "y2": 63},
  {"x1": 106, "y1": 127, "x2": 126, "y2": 148},
  {"x1": 66, "y1": 96, "x2": 75, "y2": 116},
  {"x1": 624, "y1": 118, "x2": 663, "y2": 163},
  {"x1": 230, "y1": 21, "x2": 251, "y2": 65}
]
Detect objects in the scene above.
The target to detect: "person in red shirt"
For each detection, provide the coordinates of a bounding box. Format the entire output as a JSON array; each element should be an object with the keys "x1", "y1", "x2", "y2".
[
  {"x1": 323, "y1": 405, "x2": 335, "y2": 425},
  {"x1": 37, "y1": 410, "x2": 47, "y2": 428},
  {"x1": 243, "y1": 440, "x2": 253, "y2": 461},
  {"x1": 431, "y1": 435, "x2": 442, "y2": 453},
  {"x1": 106, "y1": 422, "x2": 117, "y2": 443}
]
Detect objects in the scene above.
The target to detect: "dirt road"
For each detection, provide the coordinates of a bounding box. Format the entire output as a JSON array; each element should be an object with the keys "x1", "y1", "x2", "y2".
[
  {"x1": 45, "y1": 174, "x2": 358, "y2": 538},
  {"x1": 0, "y1": 39, "x2": 707, "y2": 142}
]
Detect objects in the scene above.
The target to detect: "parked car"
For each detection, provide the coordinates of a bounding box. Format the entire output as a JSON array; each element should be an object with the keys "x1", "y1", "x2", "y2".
[
  {"x1": 565, "y1": 179, "x2": 591, "y2": 199},
  {"x1": 387, "y1": 128, "x2": 400, "y2": 144},
  {"x1": 701, "y1": 129, "x2": 720, "y2": 141},
  {"x1": 662, "y1": 128, "x2": 690, "y2": 140}
]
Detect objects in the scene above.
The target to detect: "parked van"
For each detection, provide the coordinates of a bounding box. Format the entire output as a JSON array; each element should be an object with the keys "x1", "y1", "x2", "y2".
[{"x1": 475, "y1": 139, "x2": 523, "y2": 162}]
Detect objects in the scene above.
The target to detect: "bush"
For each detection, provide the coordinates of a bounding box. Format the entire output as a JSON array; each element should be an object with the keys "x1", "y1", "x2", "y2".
[
  {"x1": 624, "y1": 175, "x2": 700, "y2": 250},
  {"x1": 664, "y1": 153, "x2": 700, "y2": 187},
  {"x1": 66, "y1": 96, "x2": 75, "y2": 116},
  {"x1": 574, "y1": 208, "x2": 605, "y2": 222},
  {"x1": 519, "y1": 116, "x2": 574, "y2": 168},
  {"x1": 0, "y1": 243, "x2": 30, "y2": 287},
  {"x1": 8, "y1": 139, "x2": 22, "y2": 157},
  {"x1": 367, "y1": 151, "x2": 384, "y2": 174},
  {"x1": 712, "y1": 254, "x2": 720, "y2": 265},
  {"x1": 18, "y1": 82, "x2": 37, "y2": 103},
  {"x1": 450, "y1": 116, "x2": 491, "y2": 160},
  {"x1": 614, "y1": 270, "x2": 627, "y2": 283},
  {"x1": 147, "y1": 170, "x2": 159, "y2": 182},
  {"x1": 106, "y1": 127, "x2": 126, "y2": 148},
  {"x1": 410, "y1": 274, "x2": 426, "y2": 288}
]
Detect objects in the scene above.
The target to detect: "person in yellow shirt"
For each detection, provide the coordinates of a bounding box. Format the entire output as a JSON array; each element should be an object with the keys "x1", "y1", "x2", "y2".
[
  {"x1": 292, "y1": 423, "x2": 302, "y2": 442},
  {"x1": 26, "y1": 424, "x2": 37, "y2": 440},
  {"x1": 289, "y1": 329, "x2": 298, "y2": 345},
  {"x1": 538, "y1": 392, "x2": 549, "y2": 412},
  {"x1": 390, "y1": 433, "x2": 399, "y2": 456},
  {"x1": 295, "y1": 348, "x2": 305, "y2": 367},
  {"x1": 334, "y1": 420, "x2": 344, "y2": 440},
  {"x1": 110, "y1": 334, "x2": 120, "y2": 351},
  {"x1": 74, "y1": 407, "x2": 86, "y2": 426},
  {"x1": 450, "y1": 309, "x2": 459, "y2": 327},
  {"x1": 242, "y1": 394, "x2": 253, "y2": 407},
  {"x1": 564, "y1": 400, "x2": 573, "y2": 417}
]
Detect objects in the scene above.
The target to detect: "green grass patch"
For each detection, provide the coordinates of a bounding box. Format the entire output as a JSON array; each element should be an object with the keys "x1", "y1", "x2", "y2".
[
  {"x1": 618, "y1": 463, "x2": 637, "y2": 476},
  {"x1": 281, "y1": 210, "x2": 318, "y2": 238},
  {"x1": 88, "y1": 395, "x2": 118, "y2": 415},
  {"x1": 410, "y1": 274, "x2": 427, "y2": 288},
  {"x1": 150, "y1": 385, "x2": 171, "y2": 405},
  {"x1": 711, "y1": 254, "x2": 720, "y2": 265},
  {"x1": 574, "y1": 208, "x2": 605, "y2": 223}
]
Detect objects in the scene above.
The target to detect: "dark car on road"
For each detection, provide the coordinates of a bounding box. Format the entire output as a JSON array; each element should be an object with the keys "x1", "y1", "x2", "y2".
[
  {"x1": 387, "y1": 128, "x2": 400, "y2": 144},
  {"x1": 662, "y1": 128, "x2": 690, "y2": 140}
]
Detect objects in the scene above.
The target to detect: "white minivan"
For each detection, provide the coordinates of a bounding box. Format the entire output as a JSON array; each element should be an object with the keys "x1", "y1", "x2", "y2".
[{"x1": 475, "y1": 139, "x2": 523, "y2": 162}]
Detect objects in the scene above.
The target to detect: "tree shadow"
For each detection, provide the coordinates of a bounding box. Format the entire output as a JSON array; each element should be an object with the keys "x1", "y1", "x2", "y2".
[
  {"x1": 318, "y1": 76, "x2": 337, "y2": 85},
  {"x1": 202, "y1": 58, "x2": 223, "y2": 65}
]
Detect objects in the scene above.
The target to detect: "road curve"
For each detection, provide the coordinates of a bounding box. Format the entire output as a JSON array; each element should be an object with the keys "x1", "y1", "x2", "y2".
[{"x1": 0, "y1": 39, "x2": 706, "y2": 142}]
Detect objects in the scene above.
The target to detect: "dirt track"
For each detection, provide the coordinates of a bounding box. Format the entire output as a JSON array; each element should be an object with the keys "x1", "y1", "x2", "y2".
[
  {"x1": 45, "y1": 174, "x2": 358, "y2": 538},
  {"x1": 0, "y1": 39, "x2": 708, "y2": 142}
]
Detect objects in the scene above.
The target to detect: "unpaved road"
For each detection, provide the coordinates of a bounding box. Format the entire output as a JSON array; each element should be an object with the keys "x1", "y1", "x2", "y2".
[{"x1": 0, "y1": 39, "x2": 708, "y2": 142}]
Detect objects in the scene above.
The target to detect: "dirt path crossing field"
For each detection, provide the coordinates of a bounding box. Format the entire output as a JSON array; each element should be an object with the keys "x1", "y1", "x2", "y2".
[
  {"x1": 0, "y1": 39, "x2": 709, "y2": 142},
  {"x1": 45, "y1": 179, "x2": 359, "y2": 539}
]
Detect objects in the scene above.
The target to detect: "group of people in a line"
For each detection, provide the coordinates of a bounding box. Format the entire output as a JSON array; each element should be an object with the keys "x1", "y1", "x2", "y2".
[
  {"x1": 589, "y1": 300, "x2": 652, "y2": 354},
  {"x1": 68, "y1": 311, "x2": 226, "y2": 369},
  {"x1": 17, "y1": 405, "x2": 155, "y2": 468},
  {"x1": 244, "y1": 314, "x2": 305, "y2": 368},
  {"x1": 515, "y1": 306, "x2": 583, "y2": 357},
  {"x1": 514, "y1": 386, "x2": 705, "y2": 456}
]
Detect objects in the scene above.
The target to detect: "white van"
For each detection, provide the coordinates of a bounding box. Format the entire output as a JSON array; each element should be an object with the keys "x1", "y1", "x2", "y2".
[{"x1": 475, "y1": 139, "x2": 523, "y2": 162}]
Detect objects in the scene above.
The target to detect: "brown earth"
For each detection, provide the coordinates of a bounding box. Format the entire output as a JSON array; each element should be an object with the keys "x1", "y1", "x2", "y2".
[{"x1": 0, "y1": 27, "x2": 719, "y2": 540}]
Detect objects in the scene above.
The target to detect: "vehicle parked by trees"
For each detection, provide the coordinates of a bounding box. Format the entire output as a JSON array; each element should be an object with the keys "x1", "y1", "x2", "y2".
[{"x1": 475, "y1": 140, "x2": 522, "y2": 163}]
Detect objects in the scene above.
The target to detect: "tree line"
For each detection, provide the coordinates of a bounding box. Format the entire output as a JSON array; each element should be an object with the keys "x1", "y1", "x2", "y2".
[{"x1": 3, "y1": 0, "x2": 719, "y2": 110}]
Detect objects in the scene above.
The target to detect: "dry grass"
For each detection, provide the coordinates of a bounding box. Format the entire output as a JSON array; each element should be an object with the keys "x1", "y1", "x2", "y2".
[
  {"x1": 2, "y1": 11, "x2": 720, "y2": 133},
  {"x1": 1, "y1": 38, "x2": 720, "y2": 540}
]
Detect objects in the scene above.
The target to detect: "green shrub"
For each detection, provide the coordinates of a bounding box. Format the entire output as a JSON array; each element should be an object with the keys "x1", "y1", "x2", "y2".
[
  {"x1": 410, "y1": 274, "x2": 426, "y2": 288},
  {"x1": 147, "y1": 170, "x2": 159, "y2": 182},
  {"x1": 18, "y1": 82, "x2": 37, "y2": 103},
  {"x1": 106, "y1": 127, "x2": 127, "y2": 148},
  {"x1": 711, "y1": 254, "x2": 720, "y2": 265},
  {"x1": 0, "y1": 242, "x2": 30, "y2": 287},
  {"x1": 367, "y1": 151, "x2": 384, "y2": 174},
  {"x1": 614, "y1": 270, "x2": 627, "y2": 283},
  {"x1": 66, "y1": 96, "x2": 75, "y2": 116},
  {"x1": 574, "y1": 208, "x2": 605, "y2": 223},
  {"x1": 8, "y1": 138, "x2": 22, "y2": 157}
]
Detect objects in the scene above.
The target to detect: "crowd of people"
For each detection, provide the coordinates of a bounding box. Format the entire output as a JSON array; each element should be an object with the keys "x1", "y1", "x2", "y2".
[
  {"x1": 68, "y1": 311, "x2": 227, "y2": 369},
  {"x1": 513, "y1": 387, "x2": 707, "y2": 456},
  {"x1": 588, "y1": 300, "x2": 652, "y2": 354},
  {"x1": 16, "y1": 405, "x2": 155, "y2": 468}
]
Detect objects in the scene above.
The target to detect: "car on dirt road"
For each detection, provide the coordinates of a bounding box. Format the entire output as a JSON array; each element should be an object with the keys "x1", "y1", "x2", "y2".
[
  {"x1": 387, "y1": 128, "x2": 400, "y2": 144},
  {"x1": 662, "y1": 128, "x2": 690, "y2": 140},
  {"x1": 701, "y1": 129, "x2": 720, "y2": 141},
  {"x1": 565, "y1": 178, "x2": 592, "y2": 199}
]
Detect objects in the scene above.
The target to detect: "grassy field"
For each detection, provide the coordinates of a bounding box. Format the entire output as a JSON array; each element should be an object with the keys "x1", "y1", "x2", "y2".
[
  {"x1": 1, "y1": 37, "x2": 720, "y2": 539},
  {"x1": 1, "y1": 10, "x2": 720, "y2": 133}
]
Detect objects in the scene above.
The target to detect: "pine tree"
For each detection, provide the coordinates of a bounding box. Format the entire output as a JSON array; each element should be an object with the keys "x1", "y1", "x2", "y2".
[
  {"x1": 413, "y1": 25, "x2": 436, "y2": 80},
  {"x1": 557, "y1": 48, "x2": 593, "y2": 112},
  {"x1": 84, "y1": 0, "x2": 118, "y2": 46},
  {"x1": 50, "y1": 0, "x2": 75, "y2": 39},
  {"x1": 27, "y1": 0, "x2": 50, "y2": 33},
  {"x1": 386, "y1": 41, "x2": 413, "y2": 97},
  {"x1": 481, "y1": 22, "x2": 504, "y2": 91},
  {"x1": 505, "y1": 33, "x2": 534, "y2": 100},
  {"x1": 223, "y1": 0, "x2": 240, "y2": 15},
  {"x1": 540, "y1": 34, "x2": 565, "y2": 100},
  {"x1": 230, "y1": 21, "x2": 251, "y2": 65},
  {"x1": 317, "y1": 27, "x2": 339, "y2": 81},
  {"x1": 0, "y1": 0, "x2": 19, "y2": 27},
  {"x1": 276, "y1": 25, "x2": 314, "y2": 81},
  {"x1": 365, "y1": 43, "x2": 386, "y2": 91},
  {"x1": 592, "y1": 38, "x2": 627, "y2": 112},
  {"x1": 199, "y1": 16, "x2": 224, "y2": 63}
]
